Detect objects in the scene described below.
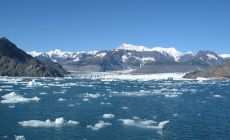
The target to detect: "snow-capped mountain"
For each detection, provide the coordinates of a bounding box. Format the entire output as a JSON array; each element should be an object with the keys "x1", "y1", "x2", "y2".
[
  {"x1": 28, "y1": 44, "x2": 225, "y2": 73},
  {"x1": 116, "y1": 44, "x2": 183, "y2": 61}
]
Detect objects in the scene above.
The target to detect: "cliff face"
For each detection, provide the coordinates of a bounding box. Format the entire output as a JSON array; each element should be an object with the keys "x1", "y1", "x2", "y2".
[
  {"x1": 0, "y1": 37, "x2": 68, "y2": 77},
  {"x1": 184, "y1": 61, "x2": 230, "y2": 79}
]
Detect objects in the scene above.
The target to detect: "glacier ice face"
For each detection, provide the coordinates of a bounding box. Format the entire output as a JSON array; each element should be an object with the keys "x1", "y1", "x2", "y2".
[{"x1": 72, "y1": 72, "x2": 186, "y2": 81}]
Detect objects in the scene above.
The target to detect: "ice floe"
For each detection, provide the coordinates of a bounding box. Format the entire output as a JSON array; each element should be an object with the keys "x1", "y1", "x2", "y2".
[
  {"x1": 213, "y1": 94, "x2": 222, "y2": 98},
  {"x1": 121, "y1": 106, "x2": 129, "y2": 110},
  {"x1": 102, "y1": 114, "x2": 115, "y2": 119},
  {"x1": 87, "y1": 121, "x2": 111, "y2": 130},
  {"x1": 15, "y1": 135, "x2": 25, "y2": 140},
  {"x1": 57, "y1": 98, "x2": 66, "y2": 102},
  {"x1": 53, "y1": 90, "x2": 66, "y2": 94},
  {"x1": 164, "y1": 94, "x2": 179, "y2": 98},
  {"x1": 39, "y1": 92, "x2": 47, "y2": 95},
  {"x1": 100, "y1": 102, "x2": 111, "y2": 105},
  {"x1": 84, "y1": 93, "x2": 101, "y2": 98},
  {"x1": 18, "y1": 117, "x2": 79, "y2": 127},
  {"x1": 1, "y1": 92, "x2": 40, "y2": 104},
  {"x1": 119, "y1": 117, "x2": 169, "y2": 130},
  {"x1": 27, "y1": 79, "x2": 42, "y2": 87},
  {"x1": 83, "y1": 98, "x2": 89, "y2": 101}
]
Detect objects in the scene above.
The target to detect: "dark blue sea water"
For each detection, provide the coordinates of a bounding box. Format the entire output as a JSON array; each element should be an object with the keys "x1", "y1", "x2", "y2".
[{"x1": 0, "y1": 77, "x2": 230, "y2": 140}]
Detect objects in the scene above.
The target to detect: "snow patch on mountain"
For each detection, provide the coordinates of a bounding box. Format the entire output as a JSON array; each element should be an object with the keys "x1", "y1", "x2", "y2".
[
  {"x1": 95, "y1": 52, "x2": 106, "y2": 57},
  {"x1": 117, "y1": 44, "x2": 182, "y2": 61},
  {"x1": 219, "y1": 54, "x2": 230, "y2": 58},
  {"x1": 122, "y1": 55, "x2": 128, "y2": 62},
  {"x1": 117, "y1": 44, "x2": 149, "y2": 51},
  {"x1": 141, "y1": 57, "x2": 155, "y2": 62},
  {"x1": 207, "y1": 54, "x2": 218, "y2": 60},
  {"x1": 29, "y1": 51, "x2": 42, "y2": 57}
]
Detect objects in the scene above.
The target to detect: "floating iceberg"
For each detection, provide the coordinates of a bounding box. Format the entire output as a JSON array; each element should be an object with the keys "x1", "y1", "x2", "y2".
[
  {"x1": 84, "y1": 93, "x2": 101, "y2": 98},
  {"x1": 18, "y1": 117, "x2": 79, "y2": 127},
  {"x1": 119, "y1": 117, "x2": 169, "y2": 130},
  {"x1": 87, "y1": 121, "x2": 111, "y2": 130},
  {"x1": 27, "y1": 79, "x2": 42, "y2": 87},
  {"x1": 1, "y1": 92, "x2": 40, "y2": 104},
  {"x1": 213, "y1": 94, "x2": 222, "y2": 98},
  {"x1": 15, "y1": 135, "x2": 25, "y2": 140},
  {"x1": 57, "y1": 98, "x2": 66, "y2": 102},
  {"x1": 102, "y1": 113, "x2": 115, "y2": 119}
]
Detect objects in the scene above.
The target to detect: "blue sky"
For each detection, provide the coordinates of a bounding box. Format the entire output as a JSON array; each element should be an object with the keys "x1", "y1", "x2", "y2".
[{"x1": 0, "y1": 0, "x2": 230, "y2": 53}]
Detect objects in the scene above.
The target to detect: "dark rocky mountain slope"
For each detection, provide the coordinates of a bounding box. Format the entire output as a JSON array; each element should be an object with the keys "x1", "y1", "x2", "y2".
[{"x1": 0, "y1": 37, "x2": 68, "y2": 77}]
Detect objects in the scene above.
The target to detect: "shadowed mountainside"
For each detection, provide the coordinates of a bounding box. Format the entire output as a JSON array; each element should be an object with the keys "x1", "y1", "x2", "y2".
[{"x1": 0, "y1": 37, "x2": 68, "y2": 77}]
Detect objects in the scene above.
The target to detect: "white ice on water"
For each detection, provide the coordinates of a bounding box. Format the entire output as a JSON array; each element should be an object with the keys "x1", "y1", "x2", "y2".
[
  {"x1": 102, "y1": 114, "x2": 115, "y2": 119},
  {"x1": 18, "y1": 117, "x2": 79, "y2": 127},
  {"x1": 72, "y1": 72, "x2": 187, "y2": 81},
  {"x1": 15, "y1": 135, "x2": 25, "y2": 140},
  {"x1": 84, "y1": 93, "x2": 101, "y2": 98},
  {"x1": 27, "y1": 79, "x2": 42, "y2": 87},
  {"x1": 87, "y1": 121, "x2": 112, "y2": 130},
  {"x1": 119, "y1": 117, "x2": 169, "y2": 130},
  {"x1": 1, "y1": 92, "x2": 40, "y2": 104}
]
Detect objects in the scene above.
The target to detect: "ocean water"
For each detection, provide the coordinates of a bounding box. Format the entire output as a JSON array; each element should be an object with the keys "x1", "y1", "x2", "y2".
[{"x1": 0, "y1": 76, "x2": 230, "y2": 140}]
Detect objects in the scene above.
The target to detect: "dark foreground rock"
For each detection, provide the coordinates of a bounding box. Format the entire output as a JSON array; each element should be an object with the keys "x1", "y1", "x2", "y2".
[
  {"x1": 183, "y1": 61, "x2": 230, "y2": 79},
  {"x1": 0, "y1": 37, "x2": 68, "y2": 77}
]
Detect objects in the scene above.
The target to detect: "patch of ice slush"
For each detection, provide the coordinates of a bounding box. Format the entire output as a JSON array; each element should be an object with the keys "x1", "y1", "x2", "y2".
[
  {"x1": 1, "y1": 135, "x2": 8, "y2": 139},
  {"x1": 87, "y1": 121, "x2": 111, "y2": 130},
  {"x1": 9, "y1": 105, "x2": 15, "y2": 108},
  {"x1": 102, "y1": 114, "x2": 115, "y2": 119},
  {"x1": 18, "y1": 117, "x2": 79, "y2": 127},
  {"x1": 1, "y1": 92, "x2": 40, "y2": 104},
  {"x1": 15, "y1": 135, "x2": 25, "y2": 140},
  {"x1": 119, "y1": 117, "x2": 169, "y2": 130},
  {"x1": 164, "y1": 94, "x2": 178, "y2": 98},
  {"x1": 100, "y1": 102, "x2": 111, "y2": 105}
]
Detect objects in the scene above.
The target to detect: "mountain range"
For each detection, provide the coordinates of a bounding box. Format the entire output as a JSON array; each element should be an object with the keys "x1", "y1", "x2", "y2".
[
  {"x1": 29, "y1": 44, "x2": 229, "y2": 74},
  {"x1": 1, "y1": 37, "x2": 229, "y2": 78}
]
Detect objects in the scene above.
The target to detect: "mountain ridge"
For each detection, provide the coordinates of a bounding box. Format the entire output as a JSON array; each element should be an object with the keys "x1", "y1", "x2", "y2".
[{"x1": 28, "y1": 44, "x2": 226, "y2": 73}]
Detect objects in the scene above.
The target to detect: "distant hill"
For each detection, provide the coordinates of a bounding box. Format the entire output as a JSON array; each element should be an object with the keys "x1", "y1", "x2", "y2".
[
  {"x1": 0, "y1": 37, "x2": 68, "y2": 77},
  {"x1": 184, "y1": 61, "x2": 230, "y2": 79}
]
